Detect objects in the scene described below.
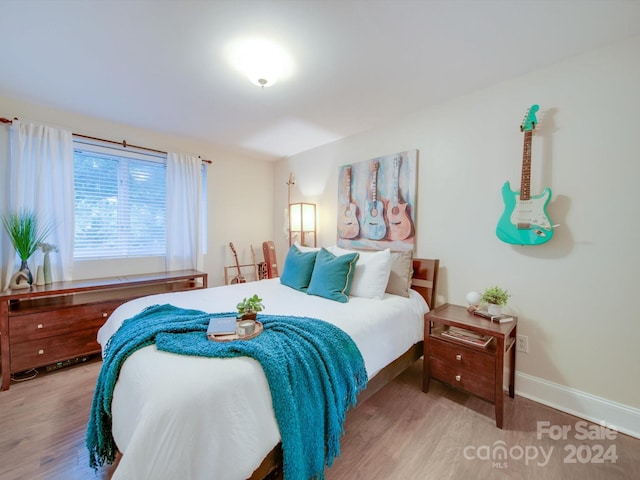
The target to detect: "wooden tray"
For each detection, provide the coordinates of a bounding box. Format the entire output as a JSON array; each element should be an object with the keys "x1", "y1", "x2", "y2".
[{"x1": 207, "y1": 320, "x2": 263, "y2": 342}]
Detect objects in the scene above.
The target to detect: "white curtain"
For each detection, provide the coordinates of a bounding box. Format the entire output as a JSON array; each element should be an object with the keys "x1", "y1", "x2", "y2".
[
  {"x1": 1, "y1": 120, "x2": 75, "y2": 290},
  {"x1": 165, "y1": 152, "x2": 203, "y2": 272},
  {"x1": 0, "y1": 124, "x2": 11, "y2": 291}
]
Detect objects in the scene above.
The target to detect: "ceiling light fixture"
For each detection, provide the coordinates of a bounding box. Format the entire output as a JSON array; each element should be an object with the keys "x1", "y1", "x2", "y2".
[{"x1": 227, "y1": 37, "x2": 293, "y2": 88}]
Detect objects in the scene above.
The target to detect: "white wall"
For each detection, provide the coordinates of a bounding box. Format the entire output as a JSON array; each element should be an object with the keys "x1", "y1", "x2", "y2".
[
  {"x1": 0, "y1": 95, "x2": 274, "y2": 287},
  {"x1": 275, "y1": 36, "x2": 640, "y2": 416}
]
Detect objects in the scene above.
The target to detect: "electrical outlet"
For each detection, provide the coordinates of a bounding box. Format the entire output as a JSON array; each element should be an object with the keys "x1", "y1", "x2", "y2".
[{"x1": 516, "y1": 334, "x2": 529, "y2": 353}]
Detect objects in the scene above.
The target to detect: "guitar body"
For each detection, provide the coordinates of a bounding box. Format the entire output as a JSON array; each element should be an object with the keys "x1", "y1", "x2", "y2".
[
  {"x1": 496, "y1": 181, "x2": 553, "y2": 245},
  {"x1": 363, "y1": 200, "x2": 386, "y2": 240},
  {"x1": 387, "y1": 202, "x2": 412, "y2": 241},
  {"x1": 338, "y1": 202, "x2": 359, "y2": 239},
  {"x1": 262, "y1": 241, "x2": 279, "y2": 278}
]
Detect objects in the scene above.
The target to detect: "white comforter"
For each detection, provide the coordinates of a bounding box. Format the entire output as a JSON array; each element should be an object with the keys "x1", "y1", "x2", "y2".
[{"x1": 97, "y1": 279, "x2": 428, "y2": 480}]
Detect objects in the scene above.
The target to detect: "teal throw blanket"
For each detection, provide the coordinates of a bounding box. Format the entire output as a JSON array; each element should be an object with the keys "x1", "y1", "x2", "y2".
[{"x1": 86, "y1": 304, "x2": 368, "y2": 480}]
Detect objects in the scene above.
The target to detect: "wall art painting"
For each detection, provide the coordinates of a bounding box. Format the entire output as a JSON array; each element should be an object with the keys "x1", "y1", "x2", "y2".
[{"x1": 337, "y1": 149, "x2": 417, "y2": 251}]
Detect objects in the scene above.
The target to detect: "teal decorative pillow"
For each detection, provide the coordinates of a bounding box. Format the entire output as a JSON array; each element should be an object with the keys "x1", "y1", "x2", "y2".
[
  {"x1": 280, "y1": 245, "x2": 318, "y2": 291},
  {"x1": 307, "y1": 248, "x2": 359, "y2": 303}
]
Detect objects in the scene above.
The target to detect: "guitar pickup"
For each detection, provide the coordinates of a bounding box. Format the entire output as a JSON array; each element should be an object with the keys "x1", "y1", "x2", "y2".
[{"x1": 517, "y1": 223, "x2": 531, "y2": 229}]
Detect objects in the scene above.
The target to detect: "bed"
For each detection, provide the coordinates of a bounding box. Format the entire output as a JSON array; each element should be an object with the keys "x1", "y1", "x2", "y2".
[{"x1": 91, "y1": 248, "x2": 439, "y2": 480}]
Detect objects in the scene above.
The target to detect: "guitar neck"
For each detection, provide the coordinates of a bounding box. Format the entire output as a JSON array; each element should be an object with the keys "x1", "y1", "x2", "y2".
[
  {"x1": 229, "y1": 243, "x2": 242, "y2": 274},
  {"x1": 344, "y1": 167, "x2": 352, "y2": 202},
  {"x1": 371, "y1": 162, "x2": 379, "y2": 202},
  {"x1": 393, "y1": 158, "x2": 400, "y2": 203},
  {"x1": 520, "y1": 130, "x2": 532, "y2": 201}
]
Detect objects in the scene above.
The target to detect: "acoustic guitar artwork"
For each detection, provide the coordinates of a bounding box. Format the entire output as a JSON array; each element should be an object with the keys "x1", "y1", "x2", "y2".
[
  {"x1": 496, "y1": 105, "x2": 554, "y2": 245},
  {"x1": 386, "y1": 154, "x2": 413, "y2": 241},
  {"x1": 363, "y1": 161, "x2": 387, "y2": 240},
  {"x1": 338, "y1": 166, "x2": 360, "y2": 239}
]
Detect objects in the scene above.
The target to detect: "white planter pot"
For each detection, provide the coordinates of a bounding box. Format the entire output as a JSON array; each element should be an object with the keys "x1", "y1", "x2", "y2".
[{"x1": 487, "y1": 303, "x2": 502, "y2": 316}]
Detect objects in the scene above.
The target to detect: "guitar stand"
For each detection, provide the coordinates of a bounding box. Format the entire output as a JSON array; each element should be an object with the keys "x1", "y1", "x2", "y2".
[
  {"x1": 224, "y1": 264, "x2": 258, "y2": 285},
  {"x1": 224, "y1": 241, "x2": 277, "y2": 285}
]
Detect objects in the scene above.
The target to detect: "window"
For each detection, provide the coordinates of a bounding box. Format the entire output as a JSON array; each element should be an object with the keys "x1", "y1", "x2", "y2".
[{"x1": 73, "y1": 142, "x2": 167, "y2": 259}]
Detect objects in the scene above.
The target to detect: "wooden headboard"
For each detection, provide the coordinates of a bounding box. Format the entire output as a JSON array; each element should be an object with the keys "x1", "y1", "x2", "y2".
[{"x1": 411, "y1": 258, "x2": 440, "y2": 310}]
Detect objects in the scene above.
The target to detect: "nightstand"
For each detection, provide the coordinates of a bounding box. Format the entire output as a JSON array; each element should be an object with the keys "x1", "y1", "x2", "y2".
[{"x1": 423, "y1": 303, "x2": 517, "y2": 428}]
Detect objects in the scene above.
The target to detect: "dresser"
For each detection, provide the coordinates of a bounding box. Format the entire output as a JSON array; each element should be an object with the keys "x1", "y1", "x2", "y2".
[
  {"x1": 0, "y1": 270, "x2": 207, "y2": 390},
  {"x1": 423, "y1": 303, "x2": 517, "y2": 428}
]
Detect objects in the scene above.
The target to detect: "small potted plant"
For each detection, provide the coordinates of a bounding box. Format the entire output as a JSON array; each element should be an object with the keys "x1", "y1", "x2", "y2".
[
  {"x1": 236, "y1": 294, "x2": 264, "y2": 321},
  {"x1": 481, "y1": 285, "x2": 510, "y2": 315}
]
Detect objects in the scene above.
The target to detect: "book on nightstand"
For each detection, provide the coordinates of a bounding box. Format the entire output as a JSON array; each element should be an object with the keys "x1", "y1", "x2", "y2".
[
  {"x1": 489, "y1": 314, "x2": 514, "y2": 324},
  {"x1": 472, "y1": 309, "x2": 514, "y2": 324},
  {"x1": 441, "y1": 326, "x2": 493, "y2": 348}
]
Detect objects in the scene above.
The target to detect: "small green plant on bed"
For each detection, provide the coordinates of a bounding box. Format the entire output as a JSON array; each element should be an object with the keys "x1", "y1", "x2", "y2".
[
  {"x1": 236, "y1": 294, "x2": 265, "y2": 319},
  {"x1": 481, "y1": 285, "x2": 510, "y2": 306}
]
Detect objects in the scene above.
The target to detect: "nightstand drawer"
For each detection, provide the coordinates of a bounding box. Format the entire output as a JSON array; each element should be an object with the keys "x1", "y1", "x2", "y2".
[
  {"x1": 430, "y1": 337, "x2": 495, "y2": 379},
  {"x1": 9, "y1": 302, "x2": 117, "y2": 343},
  {"x1": 10, "y1": 328, "x2": 101, "y2": 372},
  {"x1": 430, "y1": 357, "x2": 495, "y2": 402}
]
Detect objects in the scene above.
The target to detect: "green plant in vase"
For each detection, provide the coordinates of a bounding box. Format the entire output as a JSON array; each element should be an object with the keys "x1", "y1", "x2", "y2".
[
  {"x1": 481, "y1": 285, "x2": 510, "y2": 315},
  {"x1": 1, "y1": 210, "x2": 53, "y2": 285},
  {"x1": 236, "y1": 294, "x2": 265, "y2": 320}
]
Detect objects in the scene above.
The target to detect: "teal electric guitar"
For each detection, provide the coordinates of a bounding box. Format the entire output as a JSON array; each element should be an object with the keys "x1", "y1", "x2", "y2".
[{"x1": 496, "y1": 105, "x2": 554, "y2": 245}]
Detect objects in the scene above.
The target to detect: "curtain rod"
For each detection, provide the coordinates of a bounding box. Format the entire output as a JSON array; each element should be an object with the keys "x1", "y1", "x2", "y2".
[{"x1": 0, "y1": 117, "x2": 212, "y2": 164}]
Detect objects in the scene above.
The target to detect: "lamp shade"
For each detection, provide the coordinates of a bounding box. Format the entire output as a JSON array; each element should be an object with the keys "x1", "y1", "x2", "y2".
[{"x1": 289, "y1": 202, "x2": 316, "y2": 247}]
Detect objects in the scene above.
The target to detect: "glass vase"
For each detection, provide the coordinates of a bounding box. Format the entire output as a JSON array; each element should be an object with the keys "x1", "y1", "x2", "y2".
[
  {"x1": 20, "y1": 260, "x2": 33, "y2": 285},
  {"x1": 43, "y1": 252, "x2": 53, "y2": 284}
]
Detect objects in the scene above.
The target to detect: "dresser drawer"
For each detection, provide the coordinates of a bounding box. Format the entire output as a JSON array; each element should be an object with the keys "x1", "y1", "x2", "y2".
[
  {"x1": 430, "y1": 357, "x2": 495, "y2": 402},
  {"x1": 9, "y1": 302, "x2": 118, "y2": 344},
  {"x1": 430, "y1": 337, "x2": 495, "y2": 380},
  {"x1": 10, "y1": 328, "x2": 101, "y2": 372}
]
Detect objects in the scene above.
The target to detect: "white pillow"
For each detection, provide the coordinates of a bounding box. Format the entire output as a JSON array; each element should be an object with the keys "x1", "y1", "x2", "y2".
[
  {"x1": 293, "y1": 241, "x2": 323, "y2": 253},
  {"x1": 328, "y1": 246, "x2": 392, "y2": 299}
]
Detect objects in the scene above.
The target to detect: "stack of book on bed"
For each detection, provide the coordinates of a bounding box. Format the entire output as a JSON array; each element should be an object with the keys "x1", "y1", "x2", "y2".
[
  {"x1": 207, "y1": 316, "x2": 237, "y2": 338},
  {"x1": 441, "y1": 326, "x2": 493, "y2": 348}
]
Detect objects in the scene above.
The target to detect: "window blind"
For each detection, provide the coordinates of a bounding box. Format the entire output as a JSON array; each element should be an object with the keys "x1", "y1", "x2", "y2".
[{"x1": 73, "y1": 147, "x2": 166, "y2": 259}]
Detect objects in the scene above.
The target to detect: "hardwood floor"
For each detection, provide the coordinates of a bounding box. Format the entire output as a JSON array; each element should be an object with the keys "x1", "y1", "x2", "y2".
[{"x1": 0, "y1": 358, "x2": 638, "y2": 479}]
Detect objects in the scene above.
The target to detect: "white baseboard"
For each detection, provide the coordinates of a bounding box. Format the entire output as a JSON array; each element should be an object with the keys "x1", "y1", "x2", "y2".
[{"x1": 515, "y1": 372, "x2": 640, "y2": 440}]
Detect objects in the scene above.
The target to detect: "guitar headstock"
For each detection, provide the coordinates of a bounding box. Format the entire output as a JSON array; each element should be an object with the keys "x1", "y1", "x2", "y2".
[
  {"x1": 520, "y1": 104, "x2": 539, "y2": 132},
  {"x1": 229, "y1": 242, "x2": 238, "y2": 256}
]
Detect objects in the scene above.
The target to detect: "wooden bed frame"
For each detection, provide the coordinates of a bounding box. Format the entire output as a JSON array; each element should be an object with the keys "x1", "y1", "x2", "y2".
[{"x1": 250, "y1": 257, "x2": 440, "y2": 480}]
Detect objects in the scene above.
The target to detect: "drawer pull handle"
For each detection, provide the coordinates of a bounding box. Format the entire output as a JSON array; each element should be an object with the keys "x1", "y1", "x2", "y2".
[
  {"x1": 455, "y1": 374, "x2": 461, "y2": 382},
  {"x1": 38, "y1": 349, "x2": 44, "y2": 355},
  {"x1": 37, "y1": 324, "x2": 44, "y2": 329},
  {"x1": 455, "y1": 354, "x2": 462, "y2": 361}
]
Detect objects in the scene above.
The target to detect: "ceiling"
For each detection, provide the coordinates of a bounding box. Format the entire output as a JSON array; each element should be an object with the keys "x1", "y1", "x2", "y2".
[{"x1": 1, "y1": 1, "x2": 640, "y2": 161}]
